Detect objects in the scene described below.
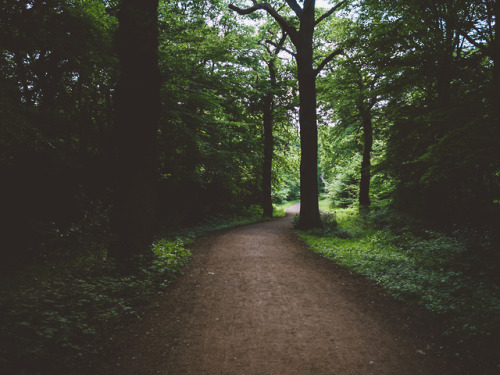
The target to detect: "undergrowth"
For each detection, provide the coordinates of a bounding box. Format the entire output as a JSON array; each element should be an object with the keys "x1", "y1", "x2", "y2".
[
  {"x1": 298, "y1": 203, "x2": 500, "y2": 363},
  {"x1": 0, "y1": 208, "x2": 264, "y2": 375},
  {"x1": 0, "y1": 239, "x2": 191, "y2": 375}
]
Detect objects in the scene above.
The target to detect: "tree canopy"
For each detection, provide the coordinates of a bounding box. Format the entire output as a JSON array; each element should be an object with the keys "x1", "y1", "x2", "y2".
[{"x1": 0, "y1": 0, "x2": 498, "y2": 264}]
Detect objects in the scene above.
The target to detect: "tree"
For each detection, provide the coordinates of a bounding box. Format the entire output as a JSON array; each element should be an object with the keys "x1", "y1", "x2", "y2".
[
  {"x1": 155, "y1": 1, "x2": 266, "y2": 223},
  {"x1": 229, "y1": 0, "x2": 346, "y2": 229},
  {"x1": 0, "y1": 0, "x2": 117, "y2": 265},
  {"x1": 359, "y1": 0, "x2": 500, "y2": 220},
  {"x1": 108, "y1": 0, "x2": 161, "y2": 267},
  {"x1": 258, "y1": 29, "x2": 287, "y2": 218},
  {"x1": 318, "y1": 17, "x2": 389, "y2": 211}
]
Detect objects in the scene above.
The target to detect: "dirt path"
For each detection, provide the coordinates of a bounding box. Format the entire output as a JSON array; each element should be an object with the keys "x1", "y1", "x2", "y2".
[{"x1": 99, "y1": 204, "x2": 461, "y2": 375}]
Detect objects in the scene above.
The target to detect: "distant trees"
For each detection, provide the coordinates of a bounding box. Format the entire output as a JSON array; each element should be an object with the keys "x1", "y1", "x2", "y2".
[
  {"x1": 319, "y1": 0, "x2": 499, "y2": 222},
  {"x1": 155, "y1": 1, "x2": 266, "y2": 222},
  {"x1": 317, "y1": 15, "x2": 389, "y2": 211},
  {"x1": 260, "y1": 32, "x2": 285, "y2": 218}
]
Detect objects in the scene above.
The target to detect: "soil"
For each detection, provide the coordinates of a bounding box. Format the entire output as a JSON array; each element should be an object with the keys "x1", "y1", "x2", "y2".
[{"x1": 96, "y1": 204, "x2": 465, "y2": 375}]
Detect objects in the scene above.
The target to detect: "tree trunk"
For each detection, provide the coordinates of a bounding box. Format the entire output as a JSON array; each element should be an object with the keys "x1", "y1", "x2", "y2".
[
  {"x1": 262, "y1": 91, "x2": 274, "y2": 218},
  {"x1": 494, "y1": 0, "x2": 500, "y2": 132},
  {"x1": 228, "y1": 0, "x2": 342, "y2": 229},
  {"x1": 109, "y1": 0, "x2": 161, "y2": 268},
  {"x1": 262, "y1": 53, "x2": 279, "y2": 219},
  {"x1": 359, "y1": 110, "x2": 373, "y2": 210},
  {"x1": 296, "y1": 8, "x2": 322, "y2": 229}
]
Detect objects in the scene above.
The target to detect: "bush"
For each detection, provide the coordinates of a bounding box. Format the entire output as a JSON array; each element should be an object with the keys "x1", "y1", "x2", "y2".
[{"x1": 326, "y1": 172, "x2": 358, "y2": 208}]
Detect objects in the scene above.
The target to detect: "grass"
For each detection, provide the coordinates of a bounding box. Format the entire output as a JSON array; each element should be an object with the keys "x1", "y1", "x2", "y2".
[
  {"x1": 298, "y1": 201, "x2": 500, "y2": 357},
  {"x1": 318, "y1": 198, "x2": 332, "y2": 212},
  {"x1": 272, "y1": 199, "x2": 300, "y2": 218}
]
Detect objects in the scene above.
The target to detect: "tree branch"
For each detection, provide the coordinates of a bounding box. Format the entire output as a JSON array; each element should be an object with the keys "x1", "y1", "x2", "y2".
[
  {"x1": 314, "y1": 47, "x2": 343, "y2": 76},
  {"x1": 303, "y1": 0, "x2": 314, "y2": 11},
  {"x1": 258, "y1": 40, "x2": 273, "y2": 56},
  {"x1": 229, "y1": 2, "x2": 298, "y2": 41},
  {"x1": 459, "y1": 29, "x2": 489, "y2": 55},
  {"x1": 285, "y1": 0, "x2": 303, "y2": 17},
  {"x1": 315, "y1": 0, "x2": 348, "y2": 26},
  {"x1": 265, "y1": 38, "x2": 295, "y2": 57},
  {"x1": 277, "y1": 32, "x2": 287, "y2": 50},
  {"x1": 259, "y1": 32, "x2": 288, "y2": 64}
]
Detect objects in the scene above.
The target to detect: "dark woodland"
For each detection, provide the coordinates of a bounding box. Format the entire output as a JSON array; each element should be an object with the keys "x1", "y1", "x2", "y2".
[{"x1": 0, "y1": 1, "x2": 498, "y2": 374}]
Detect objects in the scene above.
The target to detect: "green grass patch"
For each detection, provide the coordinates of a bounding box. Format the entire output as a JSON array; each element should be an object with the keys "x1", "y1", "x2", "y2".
[
  {"x1": 318, "y1": 198, "x2": 333, "y2": 212},
  {"x1": 300, "y1": 201, "x2": 500, "y2": 341},
  {"x1": 273, "y1": 199, "x2": 300, "y2": 217}
]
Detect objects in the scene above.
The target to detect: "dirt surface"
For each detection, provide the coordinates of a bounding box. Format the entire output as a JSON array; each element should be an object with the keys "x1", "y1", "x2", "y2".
[{"x1": 98, "y1": 204, "x2": 463, "y2": 375}]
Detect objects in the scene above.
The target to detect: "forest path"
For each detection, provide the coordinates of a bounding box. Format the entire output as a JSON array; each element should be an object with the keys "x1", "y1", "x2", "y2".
[{"x1": 100, "y1": 204, "x2": 459, "y2": 375}]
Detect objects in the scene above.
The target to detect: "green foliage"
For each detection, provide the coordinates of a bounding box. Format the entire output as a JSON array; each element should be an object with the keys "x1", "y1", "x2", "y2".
[
  {"x1": 317, "y1": 0, "x2": 499, "y2": 220},
  {"x1": 0, "y1": 237, "x2": 191, "y2": 375},
  {"x1": 150, "y1": 239, "x2": 192, "y2": 281},
  {"x1": 298, "y1": 206, "x2": 500, "y2": 345},
  {"x1": 327, "y1": 170, "x2": 359, "y2": 208},
  {"x1": 272, "y1": 138, "x2": 301, "y2": 204},
  {"x1": 156, "y1": 1, "x2": 273, "y2": 219},
  {"x1": 158, "y1": 203, "x2": 265, "y2": 240},
  {"x1": 358, "y1": 0, "x2": 500, "y2": 219},
  {"x1": 1, "y1": 0, "x2": 117, "y2": 264}
]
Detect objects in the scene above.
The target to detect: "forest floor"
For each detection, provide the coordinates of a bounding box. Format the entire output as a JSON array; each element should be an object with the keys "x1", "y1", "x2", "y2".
[{"x1": 94, "y1": 204, "x2": 466, "y2": 375}]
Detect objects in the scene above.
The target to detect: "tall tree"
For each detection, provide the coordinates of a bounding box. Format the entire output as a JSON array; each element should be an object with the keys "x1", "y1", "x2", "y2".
[
  {"x1": 109, "y1": 0, "x2": 161, "y2": 267},
  {"x1": 229, "y1": 0, "x2": 346, "y2": 229},
  {"x1": 317, "y1": 17, "x2": 389, "y2": 211},
  {"x1": 259, "y1": 30, "x2": 286, "y2": 218}
]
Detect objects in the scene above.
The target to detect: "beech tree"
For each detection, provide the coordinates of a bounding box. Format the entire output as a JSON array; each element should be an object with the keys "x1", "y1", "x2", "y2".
[
  {"x1": 109, "y1": 0, "x2": 161, "y2": 267},
  {"x1": 259, "y1": 30, "x2": 286, "y2": 218},
  {"x1": 229, "y1": 0, "x2": 346, "y2": 229}
]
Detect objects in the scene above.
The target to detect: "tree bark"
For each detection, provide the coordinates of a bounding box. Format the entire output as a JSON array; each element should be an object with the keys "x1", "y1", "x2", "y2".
[
  {"x1": 262, "y1": 89, "x2": 274, "y2": 218},
  {"x1": 295, "y1": 11, "x2": 322, "y2": 229},
  {"x1": 109, "y1": 0, "x2": 161, "y2": 268},
  {"x1": 359, "y1": 110, "x2": 373, "y2": 210},
  {"x1": 262, "y1": 35, "x2": 284, "y2": 219}
]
